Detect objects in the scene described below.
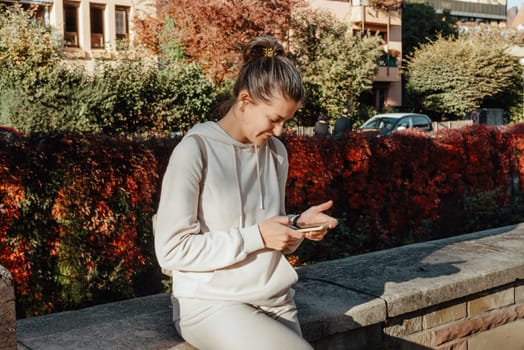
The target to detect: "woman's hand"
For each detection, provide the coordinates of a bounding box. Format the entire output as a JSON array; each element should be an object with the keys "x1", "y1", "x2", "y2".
[
  {"x1": 296, "y1": 200, "x2": 338, "y2": 241},
  {"x1": 258, "y1": 216, "x2": 305, "y2": 251}
]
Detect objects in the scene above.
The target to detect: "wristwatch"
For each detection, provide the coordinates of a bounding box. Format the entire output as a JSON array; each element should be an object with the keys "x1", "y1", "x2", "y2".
[{"x1": 288, "y1": 214, "x2": 301, "y2": 228}]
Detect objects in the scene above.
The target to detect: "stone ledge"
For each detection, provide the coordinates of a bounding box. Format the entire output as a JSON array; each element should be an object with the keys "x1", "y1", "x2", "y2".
[
  {"x1": 16, "y1": 223, "x2": 524, "y2": 349},
  {"x1": 16, "y1": 293, "x2": 192, "y2": 350},
  {"x1": 297, "y1": 223, "x2": 524, "y2": 319},
  {"x1": 1, "y1": 265, "x2": 15, "y2": 350}
]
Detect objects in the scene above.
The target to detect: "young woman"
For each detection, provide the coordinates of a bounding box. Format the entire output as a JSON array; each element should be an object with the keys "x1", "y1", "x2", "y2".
[{"x1": 154, "y1": 35, "x2": 338, "y2": 350}]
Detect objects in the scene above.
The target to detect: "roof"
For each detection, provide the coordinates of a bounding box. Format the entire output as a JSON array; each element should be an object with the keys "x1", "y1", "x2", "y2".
[{"x1": 371, "y1": 113, "x2": 429, "y2": 119}]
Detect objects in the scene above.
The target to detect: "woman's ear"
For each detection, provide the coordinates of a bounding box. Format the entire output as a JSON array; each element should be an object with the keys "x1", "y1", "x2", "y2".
[{"x1": 238, "y1": 90, "x2": 252, "y2": 112}]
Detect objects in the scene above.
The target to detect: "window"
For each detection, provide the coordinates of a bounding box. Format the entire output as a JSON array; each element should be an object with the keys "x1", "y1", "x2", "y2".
[
  {"x1": 397, "y1": 118, "x2": 411, "y2": 129},
  {"x1": 64, "y1": 3, "x2": 79, "y2": 47},
  {"x1": 412, "y1": 116, "x2": 432, "y2": 131},
  {"x1": 90, "y1": 4, "x2": 105, "y2": 49},
  {"x1": 115, "y1": 6, "x2": 129, "y2": 47}
]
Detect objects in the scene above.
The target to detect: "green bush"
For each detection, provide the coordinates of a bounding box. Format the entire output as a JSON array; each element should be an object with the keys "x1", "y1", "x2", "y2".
[
  {"x1": 1, "y1": 66, "x2": 97, "y2": 134},
  {"x1": 0, "y1": 5, "x2": 61, "y2": 86},
  {"x1": 0, "y1": 6, "x2": 216, "y2": 136}
]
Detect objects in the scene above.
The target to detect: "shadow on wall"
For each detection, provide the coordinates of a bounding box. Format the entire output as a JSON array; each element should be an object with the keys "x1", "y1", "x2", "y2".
[{"x1": 292, "y1": 223, "x2": 513, "y2": 349}]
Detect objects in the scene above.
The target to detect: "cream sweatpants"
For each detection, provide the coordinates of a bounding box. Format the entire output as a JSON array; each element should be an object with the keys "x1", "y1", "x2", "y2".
[{"x1": 173, "y1": 297, "x2": 314, "y2": 350}]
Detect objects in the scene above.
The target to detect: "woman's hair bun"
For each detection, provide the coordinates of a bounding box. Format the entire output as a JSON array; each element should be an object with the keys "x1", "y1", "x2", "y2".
[{"x1": 242, "y1": 35, "x2": 285, "y2": 65}]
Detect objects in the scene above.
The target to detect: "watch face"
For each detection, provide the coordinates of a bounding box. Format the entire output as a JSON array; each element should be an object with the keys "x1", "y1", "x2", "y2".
[{"x1": 288, "y1": 214, "x2": 299, "y2": 226}]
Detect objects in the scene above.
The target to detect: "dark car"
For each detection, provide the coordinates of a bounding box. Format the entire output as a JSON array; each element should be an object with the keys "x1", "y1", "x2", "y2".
[{"x1": 358, "y1": 113, "x2": 433, "y2": 136}]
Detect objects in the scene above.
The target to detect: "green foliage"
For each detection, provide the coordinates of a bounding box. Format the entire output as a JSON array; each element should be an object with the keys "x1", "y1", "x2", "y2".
[
  {"x1": 0, "y1": 5, "x2": 73, "y2": 132},
  {"x1": 149, "y1": 20, "x2": 218, "y2": 132},
  {"x1": 0, "y1": 5, "x2": 62, "y2": 87},
  {"x1": 507, "y1": 103, "x2": 524, "y2": 124},
  {"x1": 155, "y1": 60, "x2": 217, "y2": 132},
  {"x1": 464, "y1": 190, "x2": 524, "y2": 233},
  {"x1": 406, "y1": 34, "x2": 522, "y2": 119},
  {"x1": 289, "y1": 8, "x2": 383, "y2": 123},
  {"x1": 402, "y1": 3, "x2": 457, "y2": 57},
  {"x1": 69, "y1": 51, "x2": 214, "y2": 136},
  {"x1": 0, "y1": 6, "x2": 215, "y2": 136},
  {"x1": 1, "y1": 65, "x2": 97, "y2": 134},
  {"x1": 86, "y1": 58, "x2": 163, "y2": 135}
]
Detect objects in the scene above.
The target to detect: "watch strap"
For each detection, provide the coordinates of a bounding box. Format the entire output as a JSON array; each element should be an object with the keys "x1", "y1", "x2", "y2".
[{"x1": 288, "y1": 214, "x2": 301, "y2": 228}]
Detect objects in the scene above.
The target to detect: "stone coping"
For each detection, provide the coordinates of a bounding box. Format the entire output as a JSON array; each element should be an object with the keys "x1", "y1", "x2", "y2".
[{"x1": 16, "y1": 223, "x2": 524, "y2": 349}]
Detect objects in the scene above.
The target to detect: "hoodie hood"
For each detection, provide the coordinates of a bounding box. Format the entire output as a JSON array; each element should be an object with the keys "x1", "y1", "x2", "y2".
[
  {"x1": 185, "y1": 121, "x2": 269, "y2": 227},
  {"x1": 186, "y1": 121, "x2": 252, "y2": 148}
]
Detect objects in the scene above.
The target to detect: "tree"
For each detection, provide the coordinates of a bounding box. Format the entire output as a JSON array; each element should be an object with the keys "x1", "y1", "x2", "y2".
[
  {"x1": 134, "y1": 0, "x2": 307, "y2": 84},
  {"x1": 402, "y1": 2, "x2": 457, "y2": 58},
  {"x1": 406, "y1": 34, "x2": 522, "y2": 119},
  {"x1": 0, "y1": 5, "x2": 75, "y2": 133},
  {"x1": 0, "y1": 4, "x2": 62, "y2": 87},
  {"x1": 289, "y1": 9, "x2": 383, "y2": 124}
]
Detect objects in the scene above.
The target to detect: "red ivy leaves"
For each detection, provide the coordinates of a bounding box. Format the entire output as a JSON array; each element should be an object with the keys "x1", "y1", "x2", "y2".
[
  {"x1": 505, "y1": 123, "x2": 524, "y2": 191},
  {"x1": 47, "y1": 134, "x2": 156, "y2": 307},
  {"x1": 285, "y1": 124, "x2": 521, "y2": 243},
  {"x1": 0, "y1": 140, "x2": 30, "y2": 300},
  {"x1": 2, "y1": 125, "x2": 524, "y2": 316},
  {"x1": 284, "y1": 135, "x2": 343, "y2": 211}
]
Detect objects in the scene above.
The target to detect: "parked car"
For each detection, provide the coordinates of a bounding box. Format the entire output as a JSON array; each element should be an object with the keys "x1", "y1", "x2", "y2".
[
  {"x1": 358, "y1": 113, "x2": 433, "y2": 136},
  {"x1": 0, "y1": 126, "x2": 22, "y2": 141}
]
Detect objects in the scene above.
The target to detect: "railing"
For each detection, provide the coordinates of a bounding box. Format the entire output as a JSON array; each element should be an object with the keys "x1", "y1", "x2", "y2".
[{"x1": 377, "y1": 54, "x2": 398, "y2": 67}]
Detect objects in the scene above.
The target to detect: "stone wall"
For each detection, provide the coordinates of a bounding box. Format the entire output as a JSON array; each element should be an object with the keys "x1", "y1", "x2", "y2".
[
  {"x1": 15, "y1": 224, "x2": 524, "y2": 349},
  {"x1": 0, "y1": 264, "x2": 16, "y2": 350},
  {"x1": 298, "y1": 223, "x2": 524, "y2": 349}
]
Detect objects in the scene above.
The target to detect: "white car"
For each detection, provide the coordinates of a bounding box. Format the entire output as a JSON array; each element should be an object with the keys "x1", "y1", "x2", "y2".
[{"x1": 358, "y1": 113, "x2": 433, "y2": 136}]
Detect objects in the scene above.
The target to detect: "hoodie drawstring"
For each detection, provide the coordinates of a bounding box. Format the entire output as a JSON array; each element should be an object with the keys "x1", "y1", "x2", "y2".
[
  {"x1": 232, "y1": 146, "x2": 244, "y2": 227},
  {"x1": 232, "y1": 144, "x2": 265, "y2": 227},
  {"x1": 255, "y1": 144, "x2": 264, "y2": 211}
]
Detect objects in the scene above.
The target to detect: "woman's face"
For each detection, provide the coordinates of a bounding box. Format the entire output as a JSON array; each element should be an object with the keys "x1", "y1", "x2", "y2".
[{"x1": 240, "y1": 91, "x2": 300, "y2": 145}]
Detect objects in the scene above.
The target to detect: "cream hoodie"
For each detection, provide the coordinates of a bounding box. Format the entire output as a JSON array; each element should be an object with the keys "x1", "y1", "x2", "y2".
[{"x1": 154, "y1": 122, "x2": 299, "y2": 307}]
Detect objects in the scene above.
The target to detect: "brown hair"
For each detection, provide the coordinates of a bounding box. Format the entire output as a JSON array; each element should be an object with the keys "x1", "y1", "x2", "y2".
[{"x1": 222, "y1": 36, "x2": 305, "y2": 113}]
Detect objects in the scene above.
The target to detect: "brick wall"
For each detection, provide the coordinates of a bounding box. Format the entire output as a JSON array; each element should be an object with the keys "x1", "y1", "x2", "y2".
[{"x1": 384, "y1": 281, "x2": 524, "y2": 350}]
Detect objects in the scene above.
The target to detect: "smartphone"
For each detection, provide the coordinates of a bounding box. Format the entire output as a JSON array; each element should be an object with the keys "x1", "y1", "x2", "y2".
[{"x1": 291, "y1": 223, "x2": 329, "y2": 233}]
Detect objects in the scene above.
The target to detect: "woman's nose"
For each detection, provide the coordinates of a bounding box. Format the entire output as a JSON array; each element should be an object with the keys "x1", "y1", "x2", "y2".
[{"x1": 272, "y1": 123, "x2": 284, "y2": 136}]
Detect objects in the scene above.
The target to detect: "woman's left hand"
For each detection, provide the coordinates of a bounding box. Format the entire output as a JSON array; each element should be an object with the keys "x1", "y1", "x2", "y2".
[{"x1": 296, "y1": 200, "x2": 338, "y2": 241}]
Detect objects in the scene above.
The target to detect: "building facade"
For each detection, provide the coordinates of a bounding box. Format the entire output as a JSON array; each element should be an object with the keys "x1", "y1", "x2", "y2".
[
  {"x1": 308, "y1": 0, "x2": 509, "y2": 111},
  {"x1": 0, "y1": 0, "x2": 155, "y2": 59},
  {"x1": 308, "y1": 0, "x2": 403, "y2": 111},
  {"x1": 425, "y1": 0, "x2": 506, "y2": 24}
]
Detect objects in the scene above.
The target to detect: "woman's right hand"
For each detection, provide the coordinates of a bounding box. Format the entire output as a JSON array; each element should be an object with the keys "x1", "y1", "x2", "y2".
[{"x1": 258, "y1": 216, "x2": 304, "y2": 251}]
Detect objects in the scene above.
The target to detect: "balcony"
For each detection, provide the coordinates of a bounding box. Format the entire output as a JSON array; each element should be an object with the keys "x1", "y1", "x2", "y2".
[
  {"x1": 350, "y1": 4, "x2": 401, "y2": 27},
  {"x1": 373, "y1": 53, "x2": 401, "y2": 82}
]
